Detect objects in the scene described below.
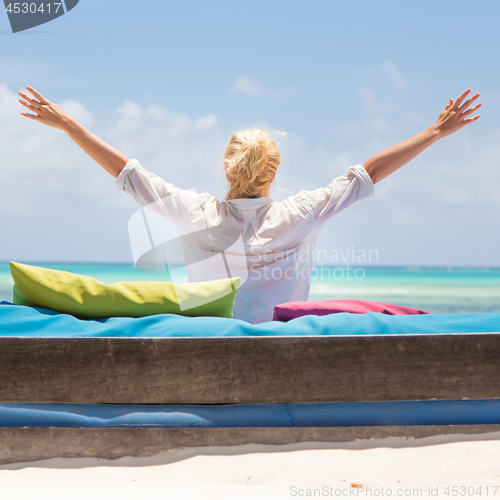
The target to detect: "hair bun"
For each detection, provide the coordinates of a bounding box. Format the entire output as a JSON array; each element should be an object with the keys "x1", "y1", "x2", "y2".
[{"x1": 223, "y1": 128, "x2": 282, "y2": 200}]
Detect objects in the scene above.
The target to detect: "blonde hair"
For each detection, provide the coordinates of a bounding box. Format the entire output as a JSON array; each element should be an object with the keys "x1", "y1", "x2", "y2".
[{"x1": 223, "y1": 128, "x2": 282, "y2": 201}]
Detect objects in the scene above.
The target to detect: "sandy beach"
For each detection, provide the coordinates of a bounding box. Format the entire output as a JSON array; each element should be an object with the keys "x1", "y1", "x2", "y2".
[{"x1": 1, "y1": 431, "x2": 499, "y2": 499}]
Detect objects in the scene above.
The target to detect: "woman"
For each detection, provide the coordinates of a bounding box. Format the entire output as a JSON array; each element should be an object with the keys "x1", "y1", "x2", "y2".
[{"x1": 18, "y1": 86, "x2": 481, "y2": 323}]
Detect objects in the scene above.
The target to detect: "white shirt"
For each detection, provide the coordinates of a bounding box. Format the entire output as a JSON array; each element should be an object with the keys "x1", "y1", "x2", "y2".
[{"x1": 116, "y1": 159, "x2": 375, "y2": 324}]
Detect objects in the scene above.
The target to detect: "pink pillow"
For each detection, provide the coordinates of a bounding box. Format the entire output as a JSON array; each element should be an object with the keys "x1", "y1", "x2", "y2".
[{"x1": 272, "y1": 300, "x2": 431, "y2": 322}]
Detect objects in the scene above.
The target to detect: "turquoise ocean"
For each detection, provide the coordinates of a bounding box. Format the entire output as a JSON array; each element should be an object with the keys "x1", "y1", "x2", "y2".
[{"x1": 1, "y1": 262, "x2": 500, "y2": 314}]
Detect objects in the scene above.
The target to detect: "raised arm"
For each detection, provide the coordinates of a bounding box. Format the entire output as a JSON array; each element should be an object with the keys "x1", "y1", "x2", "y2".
[
  {"x1": 18, "y1": 85, "x2": 128, "y2": 178},
  {"x1": 363, "y1": 88, "x2": 481, "y2": 184}
]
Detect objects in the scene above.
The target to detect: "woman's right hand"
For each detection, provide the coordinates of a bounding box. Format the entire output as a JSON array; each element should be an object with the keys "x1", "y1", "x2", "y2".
[
  {"x1": 434, "y1": 89, "x2": 481, "y2": 140},
  {"x1": 18, "y1": 85, "x2": 73, "y2": 131}
]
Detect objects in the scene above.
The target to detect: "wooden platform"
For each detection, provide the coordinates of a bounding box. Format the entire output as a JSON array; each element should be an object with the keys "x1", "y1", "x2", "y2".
[
  {"x1": 1, "y1": 333, "x2": 500, "y2": 464},
  {"x1": 1, "y1": 333, "x2": 500, "y2": 404}
]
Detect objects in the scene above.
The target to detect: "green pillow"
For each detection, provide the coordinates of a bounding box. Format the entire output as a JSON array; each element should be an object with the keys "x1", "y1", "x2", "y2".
[{"x1": 9, "y1": 262, "x2": 241, "y2": 319}]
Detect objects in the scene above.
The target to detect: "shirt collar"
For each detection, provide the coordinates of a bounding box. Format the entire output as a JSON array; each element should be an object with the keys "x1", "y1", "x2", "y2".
[{"x1": 223, "y1": 197, "x2": 273, "y2": 209}]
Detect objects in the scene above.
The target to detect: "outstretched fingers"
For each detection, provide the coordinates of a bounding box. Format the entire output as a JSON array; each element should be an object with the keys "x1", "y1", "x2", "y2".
[
  {"x1": 460, "y1": 98, "x2": 481, "y2": 127},
  {"x1": 19, "y1": 98, "x2": 39, "y2": 113},
  {"x1": 462, "y1": 103, "x2": 481, "y2": 117},
  {"x1": 453, "y1": 89, "x2": 471, "y2": 110},
  {"x1": 19, "y1": 85, "x2": 49, "y2": 121},
  {"x1": 459, "y1": 93, "x2": 480, "y2": 114},
  {"x1": 462, "y1": 113, "x2": 481, "y2": 125},
  {"x1": 25, "y1": 85, "x2": 48, "y2": 105},
  {"x1": 451, "y1": 89, "x2": 482, "y2": 127},
  {"x1": 20, "y1": 110, "x2": 41, "y2": 120},
  {"x1": 18, "y1": 91, "x2": 41, "y2": 108},
  {"x1": 436, "y1": 88, "x2": 481, "y2": 137}
]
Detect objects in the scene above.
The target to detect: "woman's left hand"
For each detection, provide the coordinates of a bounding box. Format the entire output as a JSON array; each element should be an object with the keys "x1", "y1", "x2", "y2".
[
  {"x1": 434, "y1": 89, "x2": 481, "y2": 140},
  {"x1": 18, "y1": 85, "x2": 72, "y2": 131}
]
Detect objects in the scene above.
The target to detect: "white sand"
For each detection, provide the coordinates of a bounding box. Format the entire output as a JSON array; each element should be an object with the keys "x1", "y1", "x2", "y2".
[{"x1": 1, "y1": 432, "x2": 500, "y2": 499}]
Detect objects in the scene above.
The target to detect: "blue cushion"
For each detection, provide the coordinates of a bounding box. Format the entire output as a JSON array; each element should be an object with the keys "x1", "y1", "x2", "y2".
[
  {"x1": 2, "y1": 301, "x2": 500, "y2": 338},
  {"x1": 2, "y1": 302, "x2": 500, "y2": 429},
  {"x1": 1, "y1": 400, "x2": 500, "y2": 428}
]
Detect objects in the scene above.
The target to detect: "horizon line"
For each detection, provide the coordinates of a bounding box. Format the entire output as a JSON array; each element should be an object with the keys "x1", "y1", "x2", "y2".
[{"x1": 1, "y1": 261, "x2": 500, "y2": 269}]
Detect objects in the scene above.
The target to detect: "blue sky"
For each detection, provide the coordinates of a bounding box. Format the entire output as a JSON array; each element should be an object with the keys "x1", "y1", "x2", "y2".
[{"x1": 0, "y1": 0, "x2": 499, "y2": 265}]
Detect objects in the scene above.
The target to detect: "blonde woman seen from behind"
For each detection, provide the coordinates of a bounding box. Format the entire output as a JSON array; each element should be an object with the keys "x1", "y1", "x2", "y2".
[
  {"x1": 223, "y1": 129, "x2": 280, "y2": 201},
  {"x1": 18, "y1": 86, "x2": 481, "y2": 323}
]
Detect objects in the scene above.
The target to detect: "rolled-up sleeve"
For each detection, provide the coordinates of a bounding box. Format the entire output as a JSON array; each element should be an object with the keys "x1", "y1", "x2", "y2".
[
  {"x1": 115, "y1": 159, "x2": 212, "y2": 227},
  {"x1": 293, "y1": 164, "x2": 375, "y2": 227}
]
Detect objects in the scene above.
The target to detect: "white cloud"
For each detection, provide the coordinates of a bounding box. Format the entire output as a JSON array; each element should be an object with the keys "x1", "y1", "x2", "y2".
[
  {"x1": 231, "y1": 76, "x2": 297, "y2": 98},
  {"x1": 112, "y1": 100, "x2": 218, "y2": 137},
  {"x1": 357, "y1": 124, "x2": 500, "y2": 209},
  {"x1": 195, "y1": 114, "x2": 217, "y2": 131},
  {"x1": 0, "y1": 83, "x2": 225, "y2": 219},
  {"x1": 380, "y1": 60, "x2": 408, "y2": 91},
  {"x1": 326, "y1": 61, "x2": 500, "y2": 212},
  {"x1": 329, "y1": 61, "x2": 421, "y2": 148},
  {"x1": 59, "y1": 98, "x2": 93, "y2": 126},
  {"x1": 353, "y1": 60, "x2": 416, "y2": 117},
  {"x1": 232, "y1": 76, "x2": 266, "y2": 96},
  {"x1": 359, "y1": 59, "x2": 409, "y2": 93},
  {"x1": 332, "y1": 116, "x2": 390, "y2": 135},
  {"x1": 357, "y1": 82, "x2": 410, "y2": 116},
  {"x1": 0, "y1": 58, "x2": 56, "y2": 85}
]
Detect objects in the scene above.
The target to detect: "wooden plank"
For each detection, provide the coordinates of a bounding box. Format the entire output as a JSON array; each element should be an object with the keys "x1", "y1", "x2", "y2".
[
  {"x1": 0, "y1": 334, "x2": 500, "y2": 404},
  {"x1": 2, "y1": 425, "x2": 500, "y2": 465}
]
